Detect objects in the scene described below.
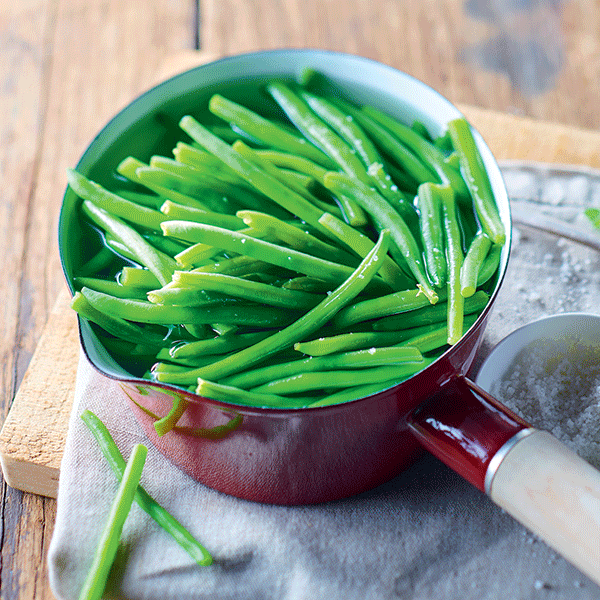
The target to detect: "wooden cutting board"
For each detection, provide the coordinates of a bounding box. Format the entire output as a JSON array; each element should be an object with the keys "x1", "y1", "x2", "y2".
[{"x1": 2, "y1": 52, "x2": 600, "y2": 499}]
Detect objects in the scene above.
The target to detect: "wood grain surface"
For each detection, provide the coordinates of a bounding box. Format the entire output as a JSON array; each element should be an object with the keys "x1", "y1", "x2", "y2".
[{"x1": 1, "y1": 0, "x2": 600, "y2": 598}]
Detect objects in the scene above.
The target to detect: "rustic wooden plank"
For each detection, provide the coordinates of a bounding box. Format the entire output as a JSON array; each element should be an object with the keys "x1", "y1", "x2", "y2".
[{"x1": 200, "y1": 0, "x2": 600, "y2": 130}]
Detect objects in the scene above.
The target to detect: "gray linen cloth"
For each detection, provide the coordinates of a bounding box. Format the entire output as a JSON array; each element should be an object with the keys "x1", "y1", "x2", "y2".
[{"x1": 48, "y1": 163, "x2": 600, "y2": 600}]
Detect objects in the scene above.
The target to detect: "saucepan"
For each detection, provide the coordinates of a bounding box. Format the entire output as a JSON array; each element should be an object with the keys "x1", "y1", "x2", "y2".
[{"x1": 58, "y1": 49, "x2": 600, "y2": 584}]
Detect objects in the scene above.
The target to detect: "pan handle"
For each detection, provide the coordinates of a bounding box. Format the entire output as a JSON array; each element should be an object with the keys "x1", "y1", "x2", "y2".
[{"x1": 408, "y1": 376, "x2": 600, "y2": 586}]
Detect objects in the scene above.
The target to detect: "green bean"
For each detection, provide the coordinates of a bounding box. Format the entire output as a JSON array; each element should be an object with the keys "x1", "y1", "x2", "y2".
[
  {"x1": 440, "y1": 188, "x2": 464, "y2": 344},
  {"x1": 208, "y1": 93, "x2": 336, "y2": 168},
  {"x1": 333, "y1": 288, "x2": 438, "y2": 329},
  {"x1": 173, "y1": 142, "x2": 249, "y2": 184},
  {"x1": 446, "y1": 118, "x2": 505, "y2": 244},
  {"x1": 316, "y1": 212, "x2": 413, "y2": 291},
  {"x1": 236, "y1": 210, "x2": 357, "y2": 266},
  {"x1": 170, "y1": 330, "x2": 273, "y2": 359},
  {"x1": 281, "y1": 276, "x2": 333, "y2": 293},
  {"x1": 74, "y1": 277, "x2": 149, "y2": 300},
  {"x1": 299, "y1": 89, "x2": 415, "y2": 212},
  {"x1": 361, "y1": 105, "x2": 469, "y2": 199},
  {"x1": 330, "y1": 97, "x2": 436, "y2": 187},
  {"x1": 160, "y1": 220, "x2": 360, "y2": 286},
  {"x1": 154, "y1": 393, "x2": 189, "y2": 437},
  {"x1": 179, "y1": 115, "x2": 333, "y2": 236},
  {"x1": 68, "y1": 169, "x2": 167, "y2": 231},
  {"x1": 402, "y1": 314, "x2": 478, "y2": 354},
  {"x1": 222, "y1": 346, "x2": 422, "y2": 389},
  {"x1": 460, "y1": 231, "x2": 492, "y2": 297},
  {"x1": 80, "y1": 410, "x2": 212, "y2": 566},
  {"x1": 191, "y1": 255, "x2": 273, "y2": 277},
  {"x1": 76, "y1": 246, "x2": 116, "y2": 277},
  {"x1": 251, "y1": 148, "x2": 328, "y2": 180},
  {"x1": 293, "y1": 328, "x2": 437, "y2": 355},
  {"x1": 323, "y1": 172, "x2": 438, "y2": 303},
  {"x1": 372, "y1": 290, "x2": 489, "y2": 331},
  {"x1": 143, "y1": 232, "x2": 189, "y2": 257},
  {"x1": 80, "y1": 286, "x2": 294, "y2": 328},
  {"x1": 265, "y1": 82, "x2": 371, "y2": 226},
  {"x1": 477, "y1": 244, "x2": 503, "y2": 287},
  {"x1": 146, "y1": 284, "x2": 239, "y2": 308},
  {"x1": 117, "y1": 157, "x2": 212, "y2": 211},
  {"x1": 307, "y1": 377, "x2": 420, "y2": 407},
  {"x1": 159, "y1": 200, "x2": 245, "y2": 229},
  {"x1": 162, "y1": 271, "x2": 323, "y2": 310},
  {"x1": 71, "y1": 292, "x2": 167, "y2": 347},
  {"x1": 417, "y1": 183, "x2": 449, "y2": 288},
  {"x1": 135, "y1": 166, "x2": 240, "y2": 214},
  {"x1": 251, "y1": 363, "x2": 424, "y2": 395},
  {"x1": 116, "y1": 189, "x2": 163, "y2": 210},
  {"x1": 196, "y1": 378, "x2": 306, "y2": 408},
  {"x1": 118, "y1": 267, "x2": 161, "y2": 289},
  {"x1": 77, "y1": 442, "x2": 147, "y2": 600},
  {"x1": 171, "y1": 229, "x2": 389, "y2": 382},
  {"x1": 81, "y1": 200, "x2": 175, "y2": 286}
]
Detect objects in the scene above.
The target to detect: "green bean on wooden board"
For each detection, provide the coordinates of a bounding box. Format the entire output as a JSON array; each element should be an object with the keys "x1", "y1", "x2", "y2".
[
  {"x1": 80, "y1": 410, "x2": 213, "y2": 566},
  {"x1": 77, "y1": 442, "x2": 147, "y2": 600}
]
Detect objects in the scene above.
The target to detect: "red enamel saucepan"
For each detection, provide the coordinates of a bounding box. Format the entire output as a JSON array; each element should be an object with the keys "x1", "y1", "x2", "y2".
[{"x1": 58, "y1": 50, "x2": 600, "y2": 584}]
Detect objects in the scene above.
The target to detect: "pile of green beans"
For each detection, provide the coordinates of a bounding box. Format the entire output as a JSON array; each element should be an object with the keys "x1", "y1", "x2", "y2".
[{"x1": 68, "y1": 72, "x2": 505, "y2": 414}]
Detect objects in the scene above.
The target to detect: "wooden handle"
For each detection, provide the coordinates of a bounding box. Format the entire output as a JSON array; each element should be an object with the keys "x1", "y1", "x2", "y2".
[{"x1": 489, "y1": 430, "x2": 600, "y2": 585}]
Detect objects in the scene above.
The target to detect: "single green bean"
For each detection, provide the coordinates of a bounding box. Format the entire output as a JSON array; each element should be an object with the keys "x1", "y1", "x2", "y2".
[
  {"x1": 477, "y1": 244, "x2": 503, "y2": 287},
  {"x1": 118, "y1": 267, "x2": 161, "y2": 289},
  {"x1": 171, "y1": 229, "x2": 389, "y2": 382},
  {"x1": 81, "y1": 200, "x2": 175, "y2": 286},
  {"x1": 161, "y1": 220, "x2": 360, "y2": 286},
  {"x1": 323, "y1": 172, "x2": 438, "y2": 303},
  {"x1": 163, "y1": 271, "x2": 323, "y2": 310},
  {"x1": 74, "y1": 277, "x2": 149, "y2": 300},
  {"x1": 401, "y1": 314, "x2": 478, "y2": 354},
  {"x1": 440, "y1": 188, "x2": 464, "y2": 344},
  {"x1": 71, "y1": 292, "x2": 167, "y2": 348},
  {"x1": 170, "y1": 330, "x2": 273, "y2": 359},
  {"x1": 333, "y1": 288, "x2": 438, "y2": 329},
  {"x1": 68, "y1": 169, "x2": 167, "y2": 231},
  {"x1": 460, "y1": 231, "x2": 492, "y2": 297},
  {"x1": 222, "y1": 346, "x2": 423, "y2": 389},
  {"x1": 80, "y1": 286, "x2": 294, "y2": 328},
  {"x1": 251, "y1": 363, "x2": 425, "y2": 395},
  {"x1": 117, "y1": 157, "x2": 212, "y2": 211},
  {"x1": 446, "y1": 118, "x2": 506, "y2": 244},
  {"x1": 77, "y1": 443, "x2": 147, "y2": 600},
  {"x1": 159, "y1": 200, "x2": 245, "y2": 229},
  {"x1": 208, "y1": 93, "x2": 336, "y2": 168},
  {"x1": 80, "y1": 410, "x2": 212, "y2": 566},
  {"x1": 417, "y1": 183, "x2": 449, "y2": 288},
  {"x1": 76, "y1": 246, "x2": 116, "y2": 277},
  {"x1": 236, "y1": 210, "x2": 357, "y2": 266},
  {"x1": 196, "y1": 378, "x2": 306, "y2": 408},
  {"x1": 372, "y1": 290, "x2": 489, "y2": 331}
]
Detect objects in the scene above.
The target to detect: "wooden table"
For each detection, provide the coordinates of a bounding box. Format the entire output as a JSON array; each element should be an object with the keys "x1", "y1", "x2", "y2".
[{"x1": 2, "y1": 1, "x2": 600, "y2": 597}]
